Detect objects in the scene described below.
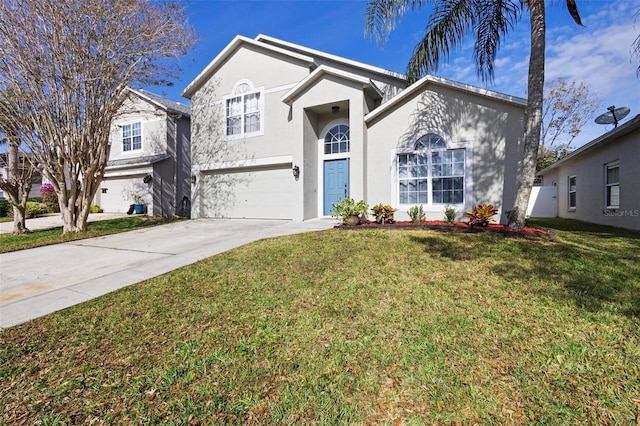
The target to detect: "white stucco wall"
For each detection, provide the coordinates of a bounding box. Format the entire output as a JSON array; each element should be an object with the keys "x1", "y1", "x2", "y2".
[
  {"x1": 366, "y1": 83, "x2": 525, "y2": 222},
  {"x1": 541, "y1": 131, "x2": 640, "y2": 230}
]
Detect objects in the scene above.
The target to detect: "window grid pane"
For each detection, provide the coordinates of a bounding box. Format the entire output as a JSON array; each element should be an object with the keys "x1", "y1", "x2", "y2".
[
  {"x1": 226, "y1": 90, "x2": 261, "y2": 136},
  {"x1": 324, "y1": 125, "x2": 350, "y2": 154},
  {"x1": 606, "y1": 164, "x2": 620, "y2": 208},
  {"x1": 568, "y1": 176, "x2": 576, "y2": 209},
  {"x1": 122, "y1": 122, "x2": 141, "y2": 152},
  {"x1": 398, "y1": 135, "x2": 465, "y2": 206}
]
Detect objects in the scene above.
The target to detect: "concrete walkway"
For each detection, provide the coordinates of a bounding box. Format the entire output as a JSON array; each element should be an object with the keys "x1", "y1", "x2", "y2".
[{"x1": 0, "y1": 218, "x2": 336, "y2": 328}]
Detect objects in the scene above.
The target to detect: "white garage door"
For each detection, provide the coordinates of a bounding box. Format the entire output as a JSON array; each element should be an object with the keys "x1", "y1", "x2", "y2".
[
  {"x1": 99, "y1": 176, "x2": 152, "y2": 213},
  {"x1": 202, "y1": 165, "x2": 295, "y2": 219}
]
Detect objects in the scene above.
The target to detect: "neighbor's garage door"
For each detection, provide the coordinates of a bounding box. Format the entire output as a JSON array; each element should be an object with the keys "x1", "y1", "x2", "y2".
[
  {"x1": 100, "y1": 177, "x2": 138, "y2": 213},
  {"x1": 203, "y1": 165, "x2": 295, "y2": 219}
]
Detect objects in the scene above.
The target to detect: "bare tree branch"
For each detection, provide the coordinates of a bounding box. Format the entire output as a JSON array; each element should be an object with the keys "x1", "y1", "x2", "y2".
[{"x1": 0, "y1": 0, "x2": 196, "y2": 233}]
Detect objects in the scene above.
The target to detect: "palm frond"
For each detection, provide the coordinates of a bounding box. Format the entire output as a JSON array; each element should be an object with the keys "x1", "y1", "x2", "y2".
[
  {"x1": 634, "y1": 32, "x2": 640, "y2": 77},
  {"x1": 473, "y1": 0, "x2": 521, "y2": 83},
  {"x1": 565, "y1": 0, "x2": 583, "y2": 26},
  {"x1": 406, "y1": 0, "x2": 475, "y2": 83},
  {"x1": 365, "y1": 0, "x2": 428, "y2": 44}
]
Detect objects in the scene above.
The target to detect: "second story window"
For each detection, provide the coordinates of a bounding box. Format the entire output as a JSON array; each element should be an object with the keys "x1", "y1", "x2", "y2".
[
  {"x1": 122, "y1": 122, "x2": 142, "y2": 152},
  {"x1": 225, "y1": 81, "x2": 263, "y2": 137}
]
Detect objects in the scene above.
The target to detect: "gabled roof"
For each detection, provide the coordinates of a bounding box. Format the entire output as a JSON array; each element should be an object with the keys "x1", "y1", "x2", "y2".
[
  {"x1": 127, "y1": 88, "x2": 190, "y2": 116},
  {"x1": 538, "y1": 114, "x2": 640, "y2": 175},
  {"x1": 255, "y1": 34, "x2": 405, "y2": 82},
  {"x1": 365, "y1": 75, "x2": 527, "y2": 124},
  {"x1": 280, "y1": 65, "x2": 383, "y2": 106},
  {"x1": 181, "y1": 35, "x2": 315, "y2": 99}
]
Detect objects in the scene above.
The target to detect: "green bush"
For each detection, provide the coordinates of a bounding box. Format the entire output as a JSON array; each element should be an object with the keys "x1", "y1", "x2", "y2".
[
  {"x1": 444, "y1": 205, "x2": 458, "y2": 223},
  {"x1": 466, "y1": 204, "x2": 498, "y2": 227},
  {"x1": 371, "y1": 203, "x2": 397, "y2": 224},
  {"x1": 407, "y1": 205, "x2": 426, "y2": 223},
  {"x1": 0, "y1": 199, "x2": 10, "y2": 217},
  {"x1": 26, "y1": 201, "x2": 48, "y2": 218},
  {"x1": 90, "y1": 204, "x2": 102, "y2": 213},
  {"x1": 331, "y1": 197, "x2": 369, "y2": 224}
]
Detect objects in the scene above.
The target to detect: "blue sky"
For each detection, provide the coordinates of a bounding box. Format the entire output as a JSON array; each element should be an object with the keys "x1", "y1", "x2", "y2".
[{"x1": 148, "y1": 0, "x2": 640, "y2": 147}]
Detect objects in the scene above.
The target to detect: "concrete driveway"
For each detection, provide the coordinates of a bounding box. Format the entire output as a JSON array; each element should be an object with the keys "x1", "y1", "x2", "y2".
[{"x1": 0, "y1": 218, "x2": 335, "y2": 328}]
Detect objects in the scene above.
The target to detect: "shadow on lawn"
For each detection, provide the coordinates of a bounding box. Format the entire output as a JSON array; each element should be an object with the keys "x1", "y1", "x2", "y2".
[{"x1": 411, "y1": 219, "x2": 640, "y2": 319}]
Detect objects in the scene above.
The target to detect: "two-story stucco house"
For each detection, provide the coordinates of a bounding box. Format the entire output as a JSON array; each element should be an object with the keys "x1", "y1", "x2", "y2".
[
  {"x1": 183, "y1": 35, "x2": 526, "y2": 222},
  {"x1": 94, "y1": 88, "x2": 191, "y2": 217},
  {"x1": 536, "y1": 115, "x2": 640, "y2": 230}
]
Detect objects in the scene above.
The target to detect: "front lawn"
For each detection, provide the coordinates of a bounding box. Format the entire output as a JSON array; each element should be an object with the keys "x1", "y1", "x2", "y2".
[
  {"x1": 1, "y1": 219, "x2": 639, "y2": 424},
  {"x1": 0, "y1": 216, "x2": 182, "y2": 253}
]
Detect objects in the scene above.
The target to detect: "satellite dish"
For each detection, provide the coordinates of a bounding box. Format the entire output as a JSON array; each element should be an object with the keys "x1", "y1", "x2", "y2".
[{"x1": 595, "y1": 106, "x2": 630, "y2": 128}]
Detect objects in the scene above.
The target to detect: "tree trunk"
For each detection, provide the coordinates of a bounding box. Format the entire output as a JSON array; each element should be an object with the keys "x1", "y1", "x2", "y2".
[
  {"x1": 508, "y1": 0, "x2": 546, "y2": 230},
  {"x1": 12, "y1": 203, "x2": 28, "y2": 234},
  {"x1": 7, "y1": 139, "x2": 30, "y2": 234}
]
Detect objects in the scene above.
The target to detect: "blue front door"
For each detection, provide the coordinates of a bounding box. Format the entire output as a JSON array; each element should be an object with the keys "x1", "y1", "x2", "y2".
[{"x1": 323, "y1": 159, "x2": 349, "y2": 216}]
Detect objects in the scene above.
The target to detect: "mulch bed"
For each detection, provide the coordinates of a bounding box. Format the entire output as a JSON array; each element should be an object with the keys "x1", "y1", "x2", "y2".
[{"x1": 335, "y1": 220, "x2": 552, "y2": 238}]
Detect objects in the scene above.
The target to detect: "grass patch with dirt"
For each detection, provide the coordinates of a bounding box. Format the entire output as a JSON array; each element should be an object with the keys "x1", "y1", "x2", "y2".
[
  {"x1": 1, "y1": 218, "x2": 639, "y2": 424},
  {"x1": 0, "y1": 216, "x2": 182, "y2": 253}
]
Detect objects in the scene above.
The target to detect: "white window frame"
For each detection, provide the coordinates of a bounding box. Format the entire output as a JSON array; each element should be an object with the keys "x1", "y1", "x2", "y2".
[
  {"x1": 605, "y1": 161, "x2": 620, "y2": 209},
  {"x1": 396, "y1": 134, "x2": 466, "y2": 207},
  {"x1": 223, "y1": 79, "x2": 265, "y2": 139},
  {"x1": 568, "y1": 175, "x2": 576, "y2": 210},
  {"x1": 122, "y1": 121, "x2": 142, "y2": 153}
]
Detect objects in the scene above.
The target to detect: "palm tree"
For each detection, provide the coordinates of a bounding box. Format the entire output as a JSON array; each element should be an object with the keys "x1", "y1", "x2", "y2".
[{"x1": 366, "y1": 0, "x2": 583, "y2": 230}]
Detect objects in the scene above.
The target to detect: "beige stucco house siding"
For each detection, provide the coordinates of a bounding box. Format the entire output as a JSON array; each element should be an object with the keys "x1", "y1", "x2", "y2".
[
  {"x1": 366, "y1": 82, "x2": 525, "y2": 221},
  {"x1": 185, "y1": 35, "x2": 527, "y2": 223},
  {"x1": 96, "y1": 89, "x2": 191, "y2": 217},
  {"x1": 539, "y1": 119, "x2": 640, "y2": 230}
]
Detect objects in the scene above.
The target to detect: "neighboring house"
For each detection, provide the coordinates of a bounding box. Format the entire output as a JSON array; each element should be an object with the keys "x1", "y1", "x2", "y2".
[
  {"x1": 94, "y1": 88, "x2": 191, "y2": 216},
  {"x1": 0, "y1": 153, "x2": 42, "y2": 200},
  {"x1": 535, "y1": 115, "x2": 640, "y2": 230},
  {"x1": 182, "y1": 35, "x2": 526, "y2": 222}
]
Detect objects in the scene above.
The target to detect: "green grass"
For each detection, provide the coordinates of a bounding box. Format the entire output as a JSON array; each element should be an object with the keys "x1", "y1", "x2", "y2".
[
  {"x1": 0, "y1": 217, "x2": 13, "y2": 223},
  {"x1": 0, "y1": 216, "x2": 182, "y2": 253},
  {"x1": 1, "y1": 218, "x2": 639, "y2": 424}
]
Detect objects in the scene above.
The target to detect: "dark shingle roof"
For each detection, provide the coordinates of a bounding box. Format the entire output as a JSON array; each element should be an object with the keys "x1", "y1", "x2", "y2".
[{"x1": 129, "y1": 88, "x2": 191, "y2": 117}]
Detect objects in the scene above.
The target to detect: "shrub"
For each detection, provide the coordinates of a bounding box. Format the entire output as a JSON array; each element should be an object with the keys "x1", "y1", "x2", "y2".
[
  {"x1": 371, "y1": 203, "x2": 397, "y2": 224},
  {"x1": 331, "y1": 197, "x2": 369, "y2": 224},
  {"x1": 26, "y1": 201, "x2": 48, "y2": 218},
  {"x1": 40, "y1": 183, "x2": 59, "y2": 213},
  {"x1": 444, "y1": 205, "x2": 458, "y2": 223},
  {"x1": 0, "y1": 199, "x2": 10, "y2": 217},
  {"x1": 407, "y1": 205, "x2": 426, "y2": 223},
  {"x1": 466, "y1": 204, "x2": 498, "y2": 227},
  {"x1": 90, "y1": 204, "x2": 102, "y2": 213}
]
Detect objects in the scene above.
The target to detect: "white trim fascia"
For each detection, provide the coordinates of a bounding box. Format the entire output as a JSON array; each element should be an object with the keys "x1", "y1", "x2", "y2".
[
  {"x1": 194, "y1": 155, "x2": 293, "y2": 172},
  {"x1": 104, "y1": 167, "x2": 153, "y2": 179},
  {"x1": 182, "y1": 35, "x2": 314, "y2": 99},
  {"x1": 255, "y1": 34, "x2": 406, "y2": 82},
  {"x1": 281, "y1": 65, "x2": 383, "y2": 106},
  {"x1": 365, "y1": 75, "x2": 527, "y2": 124}
]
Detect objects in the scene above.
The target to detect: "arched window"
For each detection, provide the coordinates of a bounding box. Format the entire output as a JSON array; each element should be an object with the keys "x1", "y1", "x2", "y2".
[
  {"x1": 324, "y1": 124, "x2": 350, "y2": 154},
  {"x1": 225, "y1": 80, "x2": 262, "y2": 137},
  {"x1": 398, "y1": 134, "x2": 465, "y2": 205}
]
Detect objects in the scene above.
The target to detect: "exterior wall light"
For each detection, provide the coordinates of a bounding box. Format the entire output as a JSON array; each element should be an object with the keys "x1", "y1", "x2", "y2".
[
  {"x1": 191, "y1": 174, "x2": 197, "y2": 184},
  {"x1": 143, "y1": 174, "x2": 152, "y2": 183},
  {"x1": 331, "y1": 106, "x2": 340, "y2": 115},
  {"x1": 292, "y1": 165, "x2": 300, "y2": 179}
]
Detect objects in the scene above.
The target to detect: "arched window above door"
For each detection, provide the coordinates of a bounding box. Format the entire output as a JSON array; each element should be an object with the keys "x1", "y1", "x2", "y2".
[{"x1": 324, "y1": 124, "x2": 350, "y2": 155}]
